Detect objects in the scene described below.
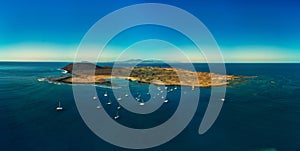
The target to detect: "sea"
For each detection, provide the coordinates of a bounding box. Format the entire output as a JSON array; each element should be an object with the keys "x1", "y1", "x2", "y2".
[{"x1": 0, "y1": 62, "x2": 299, "y2": 151}]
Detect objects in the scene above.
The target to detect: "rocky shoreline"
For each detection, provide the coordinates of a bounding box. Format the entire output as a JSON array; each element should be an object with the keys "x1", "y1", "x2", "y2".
[{"x1": 49, "y1": 63, "x2": 244, "y2": 87}]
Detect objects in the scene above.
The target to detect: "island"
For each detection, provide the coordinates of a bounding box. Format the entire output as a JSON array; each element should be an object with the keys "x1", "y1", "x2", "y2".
[{"x1": 49, "y1": 62, "x2": 243, "y2": 87}]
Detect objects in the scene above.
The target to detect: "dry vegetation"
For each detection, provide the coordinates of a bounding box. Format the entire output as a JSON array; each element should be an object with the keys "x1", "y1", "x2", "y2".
[{"x1": 50, "y1": 63, "x2": 242, "y2": 87}]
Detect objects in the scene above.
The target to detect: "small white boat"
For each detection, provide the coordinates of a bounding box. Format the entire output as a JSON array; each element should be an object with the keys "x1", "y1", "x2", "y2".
[
  {"x1": 125, "y1": 94, "x2": 128, "y2": 97},
  {"x1": 37, "y1": 78, "x2": 46, "y2": 82},
  {"x1": 161, "y1": 96, "x2": 164, "y2": 99},
  {"x1": 104, "y1": 91, "x2": 108, "y2": 97},
  {"x1": 56, "y1": 101, "x2": 63, "y2": 111},
  {"x1": 139, "y1": 99, "x2": 145, "y2": 106},
  {"x1": 114, "y1": 111, "x2": 120, "y2": 120},
  {"x1": 136, "y1": 97, "x2": 140, "y2": 101},
  {"x1": 96, "y1": 105, "x2": 101, "y2": 109},
  {"x1": 174, "y1": 87, "x2": 177, "y2": 90},
  {"x1": 106, "y1": 100, "x2": 112, "y2": 105},
  {"x1": 93, "y1": 96, "x2": 97, "y2": 100},
  {"x1": 221, "y1": 98, "x2": 225, "y2": 102},
  {"x1": 164, "y1": 99, "x2": 169, "y2": 103},
  {"x1": 117, "y1": 105, "x2": 121, "y2": 110},
  {"x1": 117, "y1": 97, "x2": 122, "y2": 101}
]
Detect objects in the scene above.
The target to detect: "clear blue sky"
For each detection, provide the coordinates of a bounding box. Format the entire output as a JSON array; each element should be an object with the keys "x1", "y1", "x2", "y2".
[{"x1": 0, "y1": 0, "x2": 299, "y2": 62}]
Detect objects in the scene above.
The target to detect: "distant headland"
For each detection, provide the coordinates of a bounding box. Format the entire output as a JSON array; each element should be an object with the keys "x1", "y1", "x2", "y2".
[{"x1": 49, "y1": 62, "x2": 244, "y2": 87}]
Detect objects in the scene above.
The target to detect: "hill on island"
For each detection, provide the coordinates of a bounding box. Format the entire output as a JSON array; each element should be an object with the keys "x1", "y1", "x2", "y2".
[{"x1": 51, "y1": 62, "x2": 243, "y2": 87}]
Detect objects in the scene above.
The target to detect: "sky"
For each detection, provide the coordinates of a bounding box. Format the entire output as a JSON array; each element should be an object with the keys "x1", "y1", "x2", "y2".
[{"x1": 0, "y1": 0, "x2": 299, "y2": 62}]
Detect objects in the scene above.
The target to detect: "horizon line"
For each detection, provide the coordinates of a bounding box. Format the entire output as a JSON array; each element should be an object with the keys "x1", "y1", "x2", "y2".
[{"x1": 0, "y1": 60, "x2": 299, "y2": 63}]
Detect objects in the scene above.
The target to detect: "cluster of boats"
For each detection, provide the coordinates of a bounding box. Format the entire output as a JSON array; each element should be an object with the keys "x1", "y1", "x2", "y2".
[
  {"x1": 56, "y1": 86, "x2": 225, "y2": 120},
  {"x1": 91, "y1": 86, "x2": 178, "y2": 120}
]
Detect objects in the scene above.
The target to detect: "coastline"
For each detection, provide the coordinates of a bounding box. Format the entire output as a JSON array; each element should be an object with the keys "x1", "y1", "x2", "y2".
[{"x1": 48, "y1": 63, "x2": 245, "y2": 87}]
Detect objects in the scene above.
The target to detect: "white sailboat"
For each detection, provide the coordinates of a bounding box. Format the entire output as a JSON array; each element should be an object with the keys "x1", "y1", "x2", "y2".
[
  {"x1": 114, "y1": 111, "x2": 120, "y2": 120},
  {"x1": 135, "y1": 94, "x2": 144, "y2": 106},
  {"x1": 56, "y1": 101, "x2": 63, "y2": 111},
  {"x1": 117, "y1": 104, "x2": 121, "y2": 110},
  {"x1": 135, "y1": 94, "x2": 141, "y2": 101},
  {"x1": 135, "y1": 97, "x2": 140, "y2": 101},
  {"x1": 139, "y1": 99, "x2": 145, "y2": 106},
  {"x1": 104, "y1": 91, "x2": 108, "y2": 97},
  {"x1": 106, "y1": 99, "x2": 112, "y2": 105}
]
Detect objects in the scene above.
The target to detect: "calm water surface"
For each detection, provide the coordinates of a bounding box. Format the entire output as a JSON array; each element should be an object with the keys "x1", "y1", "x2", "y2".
[{"x1": 0, "y1": 62, "x2": 299, "y2": 151}]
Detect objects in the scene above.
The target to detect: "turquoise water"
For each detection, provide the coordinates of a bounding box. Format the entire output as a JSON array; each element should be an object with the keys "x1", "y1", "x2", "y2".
[{"x1": 0, "y1": 62, "x2": 299, "y2": 151}]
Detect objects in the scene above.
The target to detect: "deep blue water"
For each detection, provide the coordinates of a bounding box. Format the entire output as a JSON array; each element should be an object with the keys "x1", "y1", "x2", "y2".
[{"x1": 0, "y1": 62, "x2": 299, "y2": 151}]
